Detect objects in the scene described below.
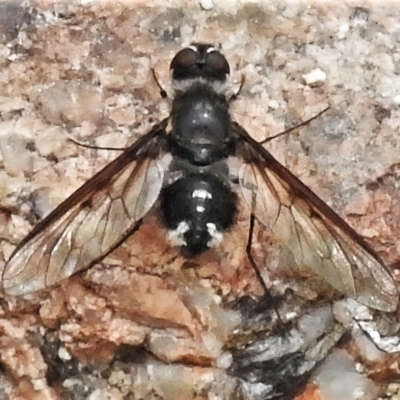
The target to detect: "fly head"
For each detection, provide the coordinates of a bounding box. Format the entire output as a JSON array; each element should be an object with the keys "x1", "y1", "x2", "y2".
[{"x1": 170, "y1": 44, "x2": 230, "y2": 82}]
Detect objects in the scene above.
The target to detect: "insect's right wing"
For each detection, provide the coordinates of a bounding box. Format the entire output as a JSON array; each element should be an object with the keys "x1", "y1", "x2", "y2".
[
  {"x1": 233, "y1": 122, "x2": 398, "y2": 312},
  {"x1": 2, "y1": 119, "x2": 169, "y2": 296}
]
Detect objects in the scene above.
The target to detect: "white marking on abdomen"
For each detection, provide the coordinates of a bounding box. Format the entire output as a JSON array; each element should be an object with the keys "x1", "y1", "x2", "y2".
[
  {"x1": 167, "y1": 221, "x2": 190, "y2": 247},
  {"x1": 192, "y1": 189, "x2": 212, "y2": 199},
  {"x1": 206, "y1": 223, "x2": 223, "y2": 247}
]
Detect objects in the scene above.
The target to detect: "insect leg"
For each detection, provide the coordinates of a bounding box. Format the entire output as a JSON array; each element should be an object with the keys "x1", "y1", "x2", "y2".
[
  {"x1": 246, "y1": 213, "x2": 268, "y2": 293},
  {"x1": 245, "y1": 212, "x2": 288, "y2": 326},
  {"x1": 228, "y1": 75, "x2": 245, "y2": 103},
  {"x1": 65, "y1": 132, "x2": 127, "y2": 151},
  {"x1": 259, "y1": 106, "x2": 330, "y2": 145},
  {"x1": 151, "y1": 68, "x2": 168, "y2": 99}
]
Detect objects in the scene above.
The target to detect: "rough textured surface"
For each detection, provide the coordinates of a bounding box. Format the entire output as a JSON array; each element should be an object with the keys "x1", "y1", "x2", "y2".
[{"x1": 0, "y1": 0, "x2": 399, "y2": 399}]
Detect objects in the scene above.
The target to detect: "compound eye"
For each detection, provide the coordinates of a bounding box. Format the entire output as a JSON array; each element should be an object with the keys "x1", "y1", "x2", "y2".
[
  {"x1": 170, "y1": 47, "x2": 198, "y2": 71},
  {"x1": 206, "y1": 49, "x2": 230, "y2": 75}
]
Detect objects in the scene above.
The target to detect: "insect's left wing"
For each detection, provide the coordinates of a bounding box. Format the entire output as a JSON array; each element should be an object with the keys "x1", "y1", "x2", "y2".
[
  {"x1": 2, "y1": 120, "x2": 169, "y2": 296},
  {"x1": 234, "y1": 122, "x2": 399, "y2": 312}
]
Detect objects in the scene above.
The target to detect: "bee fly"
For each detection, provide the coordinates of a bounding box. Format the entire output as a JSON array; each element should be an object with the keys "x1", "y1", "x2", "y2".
[{"x1": 2, "y1": 44, "x2": 398, "y2": 312}]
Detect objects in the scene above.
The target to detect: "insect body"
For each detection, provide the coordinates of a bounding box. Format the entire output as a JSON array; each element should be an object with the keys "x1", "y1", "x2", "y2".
[
  {"x1": 2, "y1": 44, "x2": 398, "y2": 312},
  {"x1": 160, "y1": 52, "x2": 238, "y2": 255}
]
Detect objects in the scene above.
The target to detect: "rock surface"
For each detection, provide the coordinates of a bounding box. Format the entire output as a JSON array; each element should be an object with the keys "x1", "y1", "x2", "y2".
[{"x1": 0, "y1": 1, "x2": 399, "y2": 399}]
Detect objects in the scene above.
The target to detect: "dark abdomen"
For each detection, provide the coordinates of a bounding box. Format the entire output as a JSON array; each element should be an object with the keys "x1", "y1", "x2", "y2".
[{"x1": 160, "y1": 173, "x2": 237, "y2": 255}]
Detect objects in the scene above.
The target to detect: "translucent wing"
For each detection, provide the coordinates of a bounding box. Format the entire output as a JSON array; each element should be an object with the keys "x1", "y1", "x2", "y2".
[
  {"x1": 2, "y1": 120, "x2": 169, "y2": 296},
  {"x1": 234, "y1": 122, "x2": 398, "y2": 312}
]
